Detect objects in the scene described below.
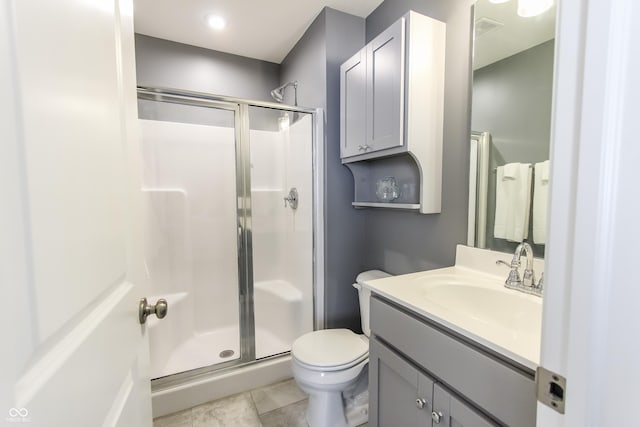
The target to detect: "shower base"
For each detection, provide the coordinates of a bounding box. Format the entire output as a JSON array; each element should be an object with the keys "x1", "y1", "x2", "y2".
[
  {"x1": 152, "y1": 354, "x2": 293, "y2": 418},
  {"x1": 154, "y1": 325, "x2": 240, "y2": 379}
]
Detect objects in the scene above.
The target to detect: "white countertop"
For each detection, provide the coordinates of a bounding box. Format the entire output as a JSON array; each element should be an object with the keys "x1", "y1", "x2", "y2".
[{"x1": 365, "y1": 245, "x2": 543, "y2": 371}]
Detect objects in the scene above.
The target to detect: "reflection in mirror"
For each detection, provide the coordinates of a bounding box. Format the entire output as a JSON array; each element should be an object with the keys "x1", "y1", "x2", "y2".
[{"x1": 469, "y1": 0, "x2": 556, "y2": 258}]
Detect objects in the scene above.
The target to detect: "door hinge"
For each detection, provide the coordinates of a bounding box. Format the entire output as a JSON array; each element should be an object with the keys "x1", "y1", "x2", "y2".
[{"x1": 536, "y1": 366, "x2": 566, "y2": 414}]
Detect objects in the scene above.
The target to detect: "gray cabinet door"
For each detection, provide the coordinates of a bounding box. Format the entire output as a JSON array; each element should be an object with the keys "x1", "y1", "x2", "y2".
[
  {"x1": 366, "y1": 16, "x2": 405, "y2": 153},
  {"x1": 432, "y1": 384, "x2": 497, "y2": 427},
  {"x1": 369, "y1": 337, "x2": 433, "y2": 427},
  {"x1": 340, "y1": 48, "x2": 367, "y2": 158}
]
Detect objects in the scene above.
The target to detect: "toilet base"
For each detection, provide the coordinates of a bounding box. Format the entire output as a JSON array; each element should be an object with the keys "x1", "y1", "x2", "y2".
[
  {"x1": 344, "y1": 391, "x2": 369, "y2": 426},
  {"x1": 306, "y1": 390, "x2": 348, "y2": 427},
  {"x1": 305, "y1": 390, "x2": 369, "y2": 427}
]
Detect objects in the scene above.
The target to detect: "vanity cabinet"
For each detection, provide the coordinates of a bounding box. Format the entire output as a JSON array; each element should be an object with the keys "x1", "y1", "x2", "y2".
[
  {"x1": 370, "y1": 337, "x2": 495, "y2": 427},
  {"x1": 369, "y1": 296, "x2": 537, "y2": 427},
  {"x1": 339, "y1": 11, "x2": 446, "y2": 213}
]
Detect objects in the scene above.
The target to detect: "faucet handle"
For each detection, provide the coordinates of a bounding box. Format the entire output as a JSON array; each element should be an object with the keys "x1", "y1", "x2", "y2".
[
  {"x1": 537, "y1": 272, "x2": 544, "y2": 290},
  {"x1": 497, "y1": 259, "x2": 522, "y2": 287},
  {"x1": 522, "y1": 268, "x2": 536, "y2": 287}
]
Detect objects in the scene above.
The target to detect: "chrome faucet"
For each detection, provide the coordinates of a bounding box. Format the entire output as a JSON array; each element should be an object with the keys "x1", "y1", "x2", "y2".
[
  {"x1": 517, "y1": 242, "x2": 536, "y2": 287},
  {"x1": 496, "y1": 242, "x2": 543, "y2": 296}
]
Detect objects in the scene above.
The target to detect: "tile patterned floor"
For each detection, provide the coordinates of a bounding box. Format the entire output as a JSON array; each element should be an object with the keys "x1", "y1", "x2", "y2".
[{"x1": 153, "y1": 379, "x2": 368, "y2": 427}]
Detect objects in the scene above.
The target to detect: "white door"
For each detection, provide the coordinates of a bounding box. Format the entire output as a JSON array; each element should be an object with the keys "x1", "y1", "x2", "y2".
[
  {"x1": 1, "y1": 0, "x2": 152, "y2": 425},
  {"x1": 538, "y1": 0, "x2": 640, "y2": 425}
]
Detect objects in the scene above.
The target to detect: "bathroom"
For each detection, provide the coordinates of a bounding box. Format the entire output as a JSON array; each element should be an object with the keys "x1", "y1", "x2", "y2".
[{"x1": 2, "y1": 0, "x2": 638, "y2": 426}]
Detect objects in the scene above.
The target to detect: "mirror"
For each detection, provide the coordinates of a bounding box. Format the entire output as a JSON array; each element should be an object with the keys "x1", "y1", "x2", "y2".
[{"x1": 468, "y1": 0, "x2": 556, "y2": 257}]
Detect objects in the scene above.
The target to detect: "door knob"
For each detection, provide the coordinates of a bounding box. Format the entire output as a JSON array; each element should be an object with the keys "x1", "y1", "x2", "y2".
[
  {"x1": 431, "y1": 410, "x2": 443, "y2": 424},
  {"x1": 139, "y1": 298, "x2": 168, "y2": 324}
]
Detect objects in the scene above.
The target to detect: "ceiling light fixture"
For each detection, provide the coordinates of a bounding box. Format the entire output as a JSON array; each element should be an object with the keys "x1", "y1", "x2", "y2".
[
  {"x1": 488, "y1": 0, "x2": 511, "y2": 4},
  {"x1": 207, "y1": 14, "x2": 226, "y2": 30},
  {"x1": 517, "y1": 0, "x2": 554, "y2": 17}
]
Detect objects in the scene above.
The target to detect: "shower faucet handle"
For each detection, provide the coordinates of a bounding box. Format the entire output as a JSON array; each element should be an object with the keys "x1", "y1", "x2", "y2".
[{"x1": 283, "y1": 187, "x2": 298, "y2": 210}]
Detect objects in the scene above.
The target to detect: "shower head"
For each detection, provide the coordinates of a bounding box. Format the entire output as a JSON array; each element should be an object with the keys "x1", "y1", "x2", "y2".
[
  {"x1": 270, "y1": 81, "x2": 298, "y2": 105},
  {"x1": 270, "y1": 88, "x2": 284, "y2": 103}
]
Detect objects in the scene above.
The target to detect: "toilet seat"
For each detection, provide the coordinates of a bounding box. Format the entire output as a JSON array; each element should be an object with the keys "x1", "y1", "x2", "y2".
[
  {"x1": 294, "y1": 352, "x2": 368, "y2": 372},
  {"x1": 292, "y1": 329, "x2": 368, "y2": 371}
]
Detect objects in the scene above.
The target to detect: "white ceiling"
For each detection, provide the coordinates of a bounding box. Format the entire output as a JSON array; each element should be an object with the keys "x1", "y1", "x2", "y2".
[
  {"x1": 473, "y1": 0, "x2": 556, "y2": 70},
  {"x1": 133, "y1": 0, "x2": 554, "y2": 69},
  {"x1": 133, "y1": 0, "x2": 384, "y2": 64}
]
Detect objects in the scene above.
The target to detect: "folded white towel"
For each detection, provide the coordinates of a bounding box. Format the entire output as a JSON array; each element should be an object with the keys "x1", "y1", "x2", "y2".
[
  {"x1": 494, "y1": 163, "x2": 532, "y2": 242},
  {"x1": 540, "y1": 160, "x2": 550, "y2": 182},
  {"x1": 533, "y1": 160, "x2": 550, "y2": 244},
  {"x1": 503, "y1": 163, "x2": 520, "y2": 180}
]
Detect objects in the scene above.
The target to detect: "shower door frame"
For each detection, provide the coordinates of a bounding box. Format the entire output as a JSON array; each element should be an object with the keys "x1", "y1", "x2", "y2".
[{"x1": 137, "y1": 86, "x2": 324, "y2": 390}]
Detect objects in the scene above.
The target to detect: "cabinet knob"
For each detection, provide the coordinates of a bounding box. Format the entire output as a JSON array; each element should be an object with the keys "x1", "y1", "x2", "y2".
[
  {"x1": 431, "y1": 411, "x2": 443, "y2": 424},
  {"x1": 415, "y1": 398, "x2": 427, "y2": 409}
]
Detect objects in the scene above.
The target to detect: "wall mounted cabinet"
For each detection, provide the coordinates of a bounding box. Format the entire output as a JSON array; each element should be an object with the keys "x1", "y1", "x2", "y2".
[{"x1": 340, "y1": 11, "x2": 446, "y2": 213}]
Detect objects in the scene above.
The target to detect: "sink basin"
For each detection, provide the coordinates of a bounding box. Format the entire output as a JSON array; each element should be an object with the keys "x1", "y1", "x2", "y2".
[
  {"x1": 365, "y1": 266, "x2": 543, "y2": 369},
  {"x1": 419, "y1": 276, "x2": 542, "y2": 337}
]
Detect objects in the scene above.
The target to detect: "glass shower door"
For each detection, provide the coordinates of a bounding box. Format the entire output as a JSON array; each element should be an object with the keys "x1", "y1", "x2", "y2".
[
  {"x1": 137, "y1": 95, "x2": 243, "y2": 379},
  {"x1": 247, "y1": 106, "x2": 315, "y2": 359}
]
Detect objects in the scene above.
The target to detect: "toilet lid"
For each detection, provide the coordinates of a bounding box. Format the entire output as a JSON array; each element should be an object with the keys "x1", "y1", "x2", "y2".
[{"x1": 292, "y1": 329, "x2": 368, "y2": 369}]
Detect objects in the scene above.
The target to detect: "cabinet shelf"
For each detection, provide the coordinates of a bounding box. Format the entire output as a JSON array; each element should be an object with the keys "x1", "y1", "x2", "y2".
[{"x1": 352, "y1": 202, "x2": 420, "y2": 210}]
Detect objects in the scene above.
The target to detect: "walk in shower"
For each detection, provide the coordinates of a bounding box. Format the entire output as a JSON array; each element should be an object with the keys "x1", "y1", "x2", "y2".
[{"x1": 136, "y1": 87, "x2": 322, "y2": 387}]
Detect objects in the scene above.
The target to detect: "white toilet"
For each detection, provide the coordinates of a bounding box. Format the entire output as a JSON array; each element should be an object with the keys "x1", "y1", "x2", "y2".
[{"x1": 291, "y1": 270, "x2": 391, "y2": 427}]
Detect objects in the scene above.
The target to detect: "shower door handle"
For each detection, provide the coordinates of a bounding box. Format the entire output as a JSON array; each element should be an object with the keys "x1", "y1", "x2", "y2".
[{"x1": 139, "y1": 298, "x2": 168, "y2": 324}]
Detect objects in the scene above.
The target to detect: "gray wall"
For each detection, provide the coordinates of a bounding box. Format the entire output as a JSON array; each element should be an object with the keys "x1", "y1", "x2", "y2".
[
  {"x1": 279, "y1": 11, "x2": 327, "y2": 108},
  {"x1": 280, "y1": 8, "x2": 367, "y2": 331},
  {"x1": 472, "y1": 40, "x2": 554, "y2": 256},
  {"x1": 324, "y1": 9, "x2": 368, "y2": 330},
  {"x1": 361, "y1": 0, "x2": 475, "y2": 274},
  {"x1": 134, "y1": 34, "x2": 279, "y2": 102}
]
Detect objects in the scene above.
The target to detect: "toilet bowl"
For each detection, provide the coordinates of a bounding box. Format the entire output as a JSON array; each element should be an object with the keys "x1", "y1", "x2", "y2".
[{"x1": 291, "y1": 270, "x2": 391, "y2": 427}]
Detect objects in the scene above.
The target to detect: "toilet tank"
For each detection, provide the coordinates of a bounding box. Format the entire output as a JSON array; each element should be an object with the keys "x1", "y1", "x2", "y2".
[{"x1": 352, "y1": 270, "x2": 391, "y2": 337}]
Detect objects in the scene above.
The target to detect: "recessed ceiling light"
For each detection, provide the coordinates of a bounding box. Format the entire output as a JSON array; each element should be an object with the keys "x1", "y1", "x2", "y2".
[
  {"x1": 207, "y1": 14, "x2": 226, "y2": 30},
  {"x1": 517, "y1": 0, "x2": 553, "y2": 17}
]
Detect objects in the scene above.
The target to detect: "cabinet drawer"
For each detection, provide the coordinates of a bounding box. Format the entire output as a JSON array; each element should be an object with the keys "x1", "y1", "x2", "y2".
[{"x1": 370, "y1": 296, "x2": 536, "y2": 427}]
